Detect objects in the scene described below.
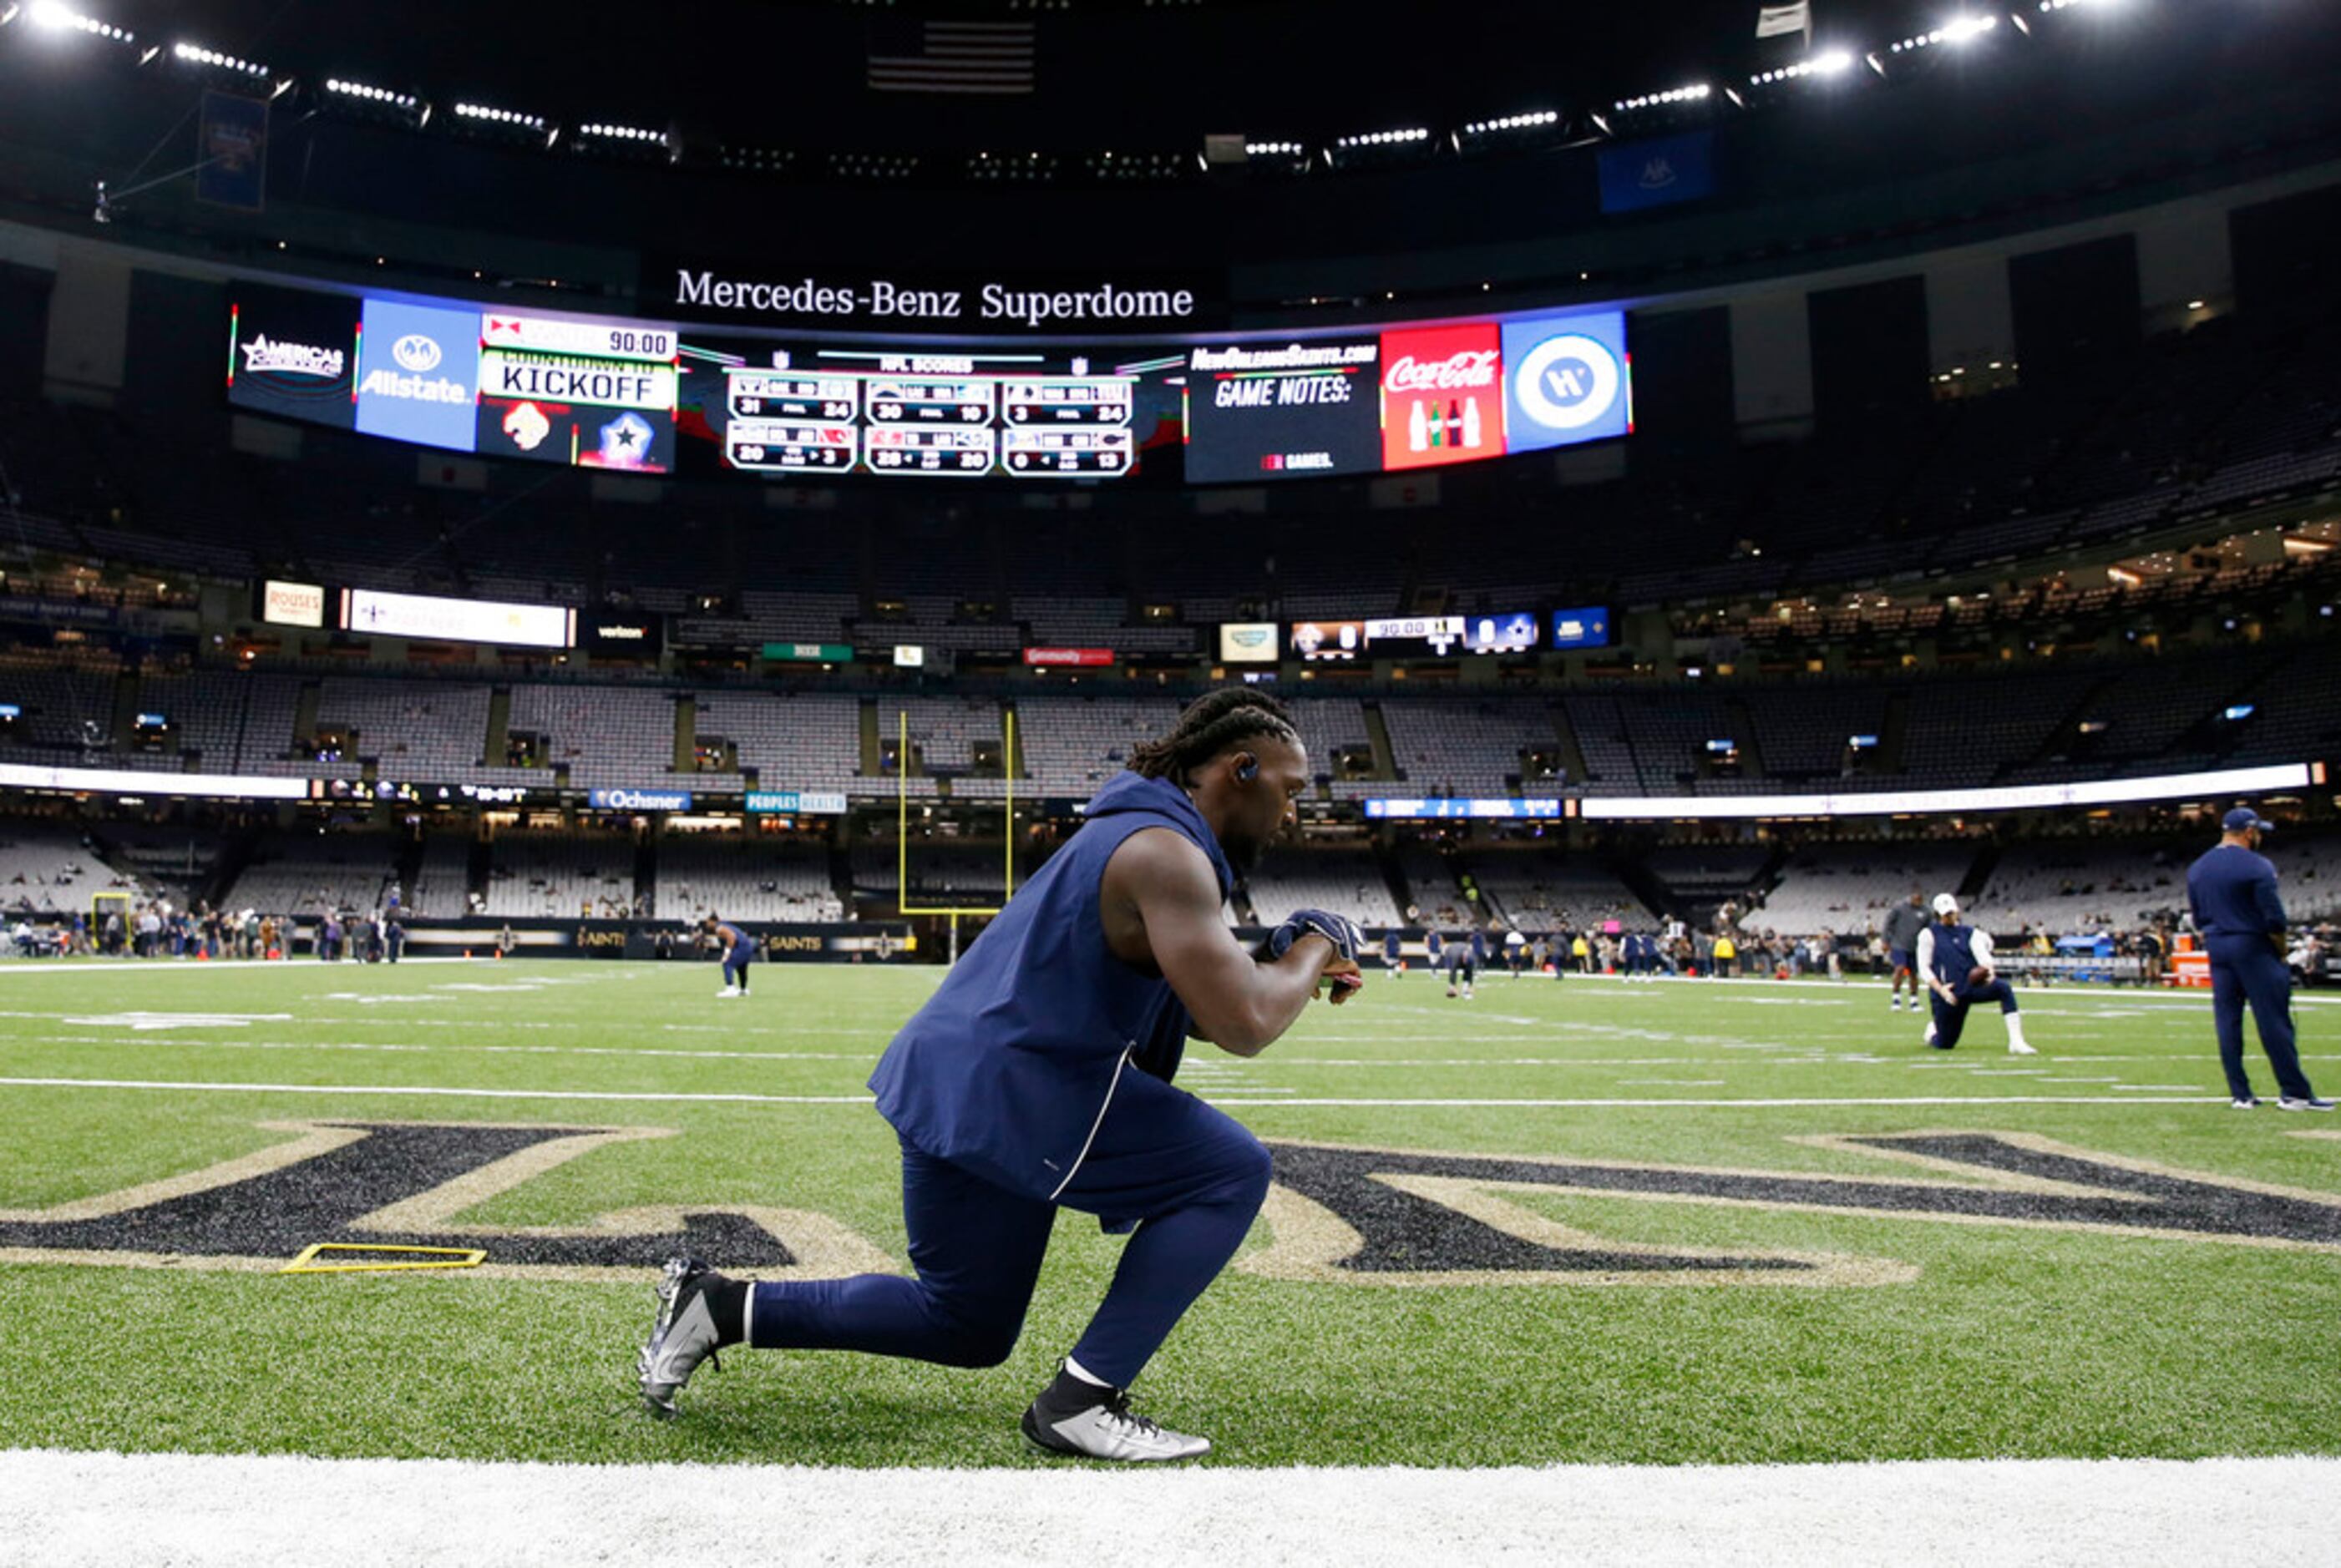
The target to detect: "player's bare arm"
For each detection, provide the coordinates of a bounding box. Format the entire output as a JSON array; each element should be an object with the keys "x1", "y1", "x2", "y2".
[{"x1": 1101, "y1": 827, "x2": 1345, "y2": 1055}]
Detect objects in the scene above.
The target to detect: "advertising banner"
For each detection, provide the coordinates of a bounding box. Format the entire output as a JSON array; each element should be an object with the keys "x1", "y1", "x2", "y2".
[
  {"x1": 1023, "y1": 647, "x2": 1114, "y2": 667},
  {"x1": 1549, "y1": 607, "x2": 1613, "y2": 650},
  {"x1": 261, "y1": 579, "x2": 327, "y2": 629},
  {"x1": 1380, "y1": 323, "x2": 1502, "y2": 471},
  {"x1": 355, "y1": 299, "x2": 482, "y2": 453},
  {"x1": 1460, "y1": 611, "x2": 1541, "y2": 654},
  {"x1": 745, "y1": 790, "x2": 849, "y2": 815},
  {"x1": 227, "y1": 284, "x2": 357, "y2": 430},
  {"x1": 1364, "y1": 798, "x2": 1563, "y2": 820},
  {"x1": 1289, "y1": 620, "x2": 1366, "y2": 661},
  {"x1": 1501, "y1": 311, "x2": 1631, "y2": 452},
  {"x1": 1217, "y1": 622, "x2": 1279, "y2": 664},
  {"x1": 1183, "y1": 340, "x2": 1381, "y2": 482},
  {"x1": 582, "y1": 612, "x2": 664, "y2": 654},
  {"x1": 342, "y1": 589, "x2": 575, "y2": 649},
  {"x1": 585, "y1": 787, "x2": 693, "y2": 812}
]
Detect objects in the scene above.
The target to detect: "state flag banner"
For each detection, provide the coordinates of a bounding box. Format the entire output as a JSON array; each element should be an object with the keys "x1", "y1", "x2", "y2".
[
  {"x1": 196, "y1": 91, "x2": 268, "y2": 211},
  {"x1": 1755, "y1": 1, "x2": 1811, "y2": 39}
]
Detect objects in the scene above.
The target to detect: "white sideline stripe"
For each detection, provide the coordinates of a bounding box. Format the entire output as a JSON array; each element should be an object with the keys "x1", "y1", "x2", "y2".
[
  {"x1": 0, "y1": 1075, "x2": 2225, "y2": 1109},
  {"x1": 0, "y1": 957, "x2": 484, "y2": 975},
  {"x1": 0, "y1": 1449, "x2": 2329, "y2": 1568}
]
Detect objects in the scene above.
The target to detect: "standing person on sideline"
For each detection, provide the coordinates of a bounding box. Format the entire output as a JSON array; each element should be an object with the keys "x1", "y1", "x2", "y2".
[
  {"x1": 1918, "y1": 893, "x2": 2034, "y2": 1055},
  {"x1": 2188, "y1": 808, "x2": 2330, "y2": 1110},
  {"x1": 637, "y1": 690, "x2": 1363, "y2": 1460},
  {"x1": 1883, "y1": 893, "x2": 1928, "y2": 1011},
  {"x1": 1382, "y1": 926, "x2": 1405, "y2": 978},
  {"x1": 702, "y1": 914, "x2": 752, "y2": 999}
]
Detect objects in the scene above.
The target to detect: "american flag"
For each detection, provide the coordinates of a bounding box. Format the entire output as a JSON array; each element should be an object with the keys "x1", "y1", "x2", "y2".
[{"x1": 867, "y1": 18, "x2": 1036, "y2": 96}]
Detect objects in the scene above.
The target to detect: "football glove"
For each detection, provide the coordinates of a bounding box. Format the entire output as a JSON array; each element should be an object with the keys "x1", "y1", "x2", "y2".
[{"x1": 1259, "y1": 908, "x2": 1363, "y2": 966}]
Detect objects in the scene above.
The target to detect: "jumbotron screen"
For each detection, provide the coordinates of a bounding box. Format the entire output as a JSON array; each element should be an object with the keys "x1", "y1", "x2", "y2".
[{"x1": 225, "y1": 281, "x2": 1629, "y2": 485}]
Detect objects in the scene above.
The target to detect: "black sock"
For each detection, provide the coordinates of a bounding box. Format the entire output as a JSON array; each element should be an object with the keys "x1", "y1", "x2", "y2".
[
  {"x1": 1035, "y1": 1363, "x2": 1114, "y2": 1414},
  {"x1": 702, "y1": 1278, "x2": 748, "y2": 1347}
]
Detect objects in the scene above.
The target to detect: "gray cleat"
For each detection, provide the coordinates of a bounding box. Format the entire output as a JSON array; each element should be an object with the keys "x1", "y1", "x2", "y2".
[
  {"x1": 638, "y1": 1256, "x2": 731, "y2": 1417},
  {"x1": 1021, "y1": 1385, "x2": 1211, "y2": 1463}
]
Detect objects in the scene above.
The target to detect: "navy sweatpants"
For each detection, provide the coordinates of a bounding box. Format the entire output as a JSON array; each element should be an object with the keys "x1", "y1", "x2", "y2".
[
  {"x1": 722, "y1": 942, "x2": 751, "y2": 991},
  {"x1": 2207, "y1": 933, "x2": 2313, "y2": 1101},
  {"x1": 747, "y1": 1061, "x2": 1271, "y2": 1388},
  {"x1": 1928, "y1": 978, "x2": 2019, "y2": 1049}
]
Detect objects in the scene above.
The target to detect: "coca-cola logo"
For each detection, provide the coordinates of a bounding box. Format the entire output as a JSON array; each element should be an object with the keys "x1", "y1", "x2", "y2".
[{"x1": 1383, "y1": 351, "x2": 1500, "y2": 393}]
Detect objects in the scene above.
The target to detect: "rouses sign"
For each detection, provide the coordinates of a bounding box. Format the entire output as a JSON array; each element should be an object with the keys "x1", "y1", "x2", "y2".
[
  {"x1": 261, "y1": 579, "x2": 326, "y2": 629},
  {"x1": 1023, "y1": 648, "x2": 1114, "y2": 667},
  {"x1": 745, "y1": 790, "x2": 849, "y2": 816},
  {"x1": 586, "y1": 788, "x2": 693, "y2": 812}
]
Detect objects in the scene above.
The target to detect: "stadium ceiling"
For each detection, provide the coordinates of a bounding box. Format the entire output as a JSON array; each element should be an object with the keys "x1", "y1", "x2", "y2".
[{"x1": 19, "y1": 0, "x2": 2005, "y2": 157}]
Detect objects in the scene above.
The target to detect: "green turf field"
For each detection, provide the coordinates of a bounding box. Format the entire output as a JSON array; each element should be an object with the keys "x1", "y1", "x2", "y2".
[{"x1": 3, "y1": 957, "x2": 2337, "y2": 1469}]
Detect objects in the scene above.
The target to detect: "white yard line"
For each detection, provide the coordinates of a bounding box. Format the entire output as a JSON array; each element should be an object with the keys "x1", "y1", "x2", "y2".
[
  {"x1": 0, "y1": 1075, "x2": 2230, "y2": 1108},
  {"x1": 0, "y1": 1448, "x2": 2328, "y2": 1568}
]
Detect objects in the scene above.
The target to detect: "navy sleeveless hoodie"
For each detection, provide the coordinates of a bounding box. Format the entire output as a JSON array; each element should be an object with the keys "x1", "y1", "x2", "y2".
[{"x1": 867, "y1": 772, "x2": 1232, "y2": 1202}]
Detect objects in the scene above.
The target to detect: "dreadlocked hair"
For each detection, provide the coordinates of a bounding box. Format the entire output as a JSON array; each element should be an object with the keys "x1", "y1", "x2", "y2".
[{"x1": 1127, "y1": 688, "x2": 1300, "y2": 782}]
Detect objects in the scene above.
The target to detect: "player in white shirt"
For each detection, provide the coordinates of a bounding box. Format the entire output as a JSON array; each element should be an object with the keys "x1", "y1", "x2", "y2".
[{"x1": 1915, "y1": 893, "x2": 2034, "y2": 1055}]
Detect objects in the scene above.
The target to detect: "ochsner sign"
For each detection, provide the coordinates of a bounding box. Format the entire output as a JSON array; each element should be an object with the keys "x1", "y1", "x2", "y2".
[{"x1": 587, "y1": 787, "x2": 694, "y2": 812}]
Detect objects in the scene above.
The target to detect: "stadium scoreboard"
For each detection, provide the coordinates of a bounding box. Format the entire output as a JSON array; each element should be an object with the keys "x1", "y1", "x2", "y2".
[
  {"x1": 720, "y1": 352, "x2": 1136, "y2": 478},
  {"x1": 227, "y1": 276, "x2": 1629, "y2": 487}
]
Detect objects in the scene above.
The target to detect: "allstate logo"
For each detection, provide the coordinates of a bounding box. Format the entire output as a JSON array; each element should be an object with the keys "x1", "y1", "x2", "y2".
[
  {"x1": 1512, "y1": 333, "x2": 1621, "y2": 432},
  {"x1": 392, "y1": 333, "x2": 443, "y2": 373}
]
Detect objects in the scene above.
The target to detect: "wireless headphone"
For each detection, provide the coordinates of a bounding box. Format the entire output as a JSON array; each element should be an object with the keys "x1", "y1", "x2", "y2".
[{"x1": 1235, "y1": 755, "x2": 1259, "y2": 781}]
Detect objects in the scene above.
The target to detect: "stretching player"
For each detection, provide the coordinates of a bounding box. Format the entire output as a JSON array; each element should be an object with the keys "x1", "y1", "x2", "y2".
[
  {"x1": 639, "y1": 690, "x2": 1363, "y2": 1460},
  {"x1": 1883, "y1": 893, "x2": 1928, "y2": 1012},
  {"x1": 702, "y1": 914, "x2": 751, "y2": 998},
  {"x1": 1917, "y1": 893, "x2": 2034, "y2": 1055}
]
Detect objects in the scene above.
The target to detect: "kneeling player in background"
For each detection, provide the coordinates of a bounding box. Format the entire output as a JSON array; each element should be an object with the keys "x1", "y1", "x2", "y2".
[
  {"x1": 1917, "y1": 893, "x2": 2034, "y2": 1055},
  {"x1": 702, "y1": 914, "x2": 751, "y2": 998}
]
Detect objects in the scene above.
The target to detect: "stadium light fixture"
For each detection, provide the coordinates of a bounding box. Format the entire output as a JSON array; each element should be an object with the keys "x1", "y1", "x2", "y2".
[
  {"x1": 1892, "y1": 15, "x2": 1998, "y2": 53},
  {"x1": 1332, "y1": 126, "x2": 1430, "y2": 149},
  {"x1": 1749, "y1": 48, "x2": 1858, "y2": 87},
  {"x1": 579, "y1": 122, "x2": 666, "y2": 144},
  {"x1": 1613, "y1": 83, "x2": 1712, "y2": 113},
  {"x1": 1459, "y1": 109, "x2": 1560, "y2": 135},
  {"x1": 326, "y1": 78, "x2": 419, "y2": 113},
  {"x1": 13, "y1": 1, "x2": 134, "y2": 43},
  {"x1": 172, "y1": 40, "x2": 270, "y2": 79},
  {"x1": 452, "y1": 101, "x2": 546, "y2": 133}
]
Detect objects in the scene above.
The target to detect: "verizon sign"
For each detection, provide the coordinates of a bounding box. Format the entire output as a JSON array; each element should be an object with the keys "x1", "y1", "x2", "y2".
[{"x1": 261, "y1": 579, "x2": 327, "y2": 629}]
